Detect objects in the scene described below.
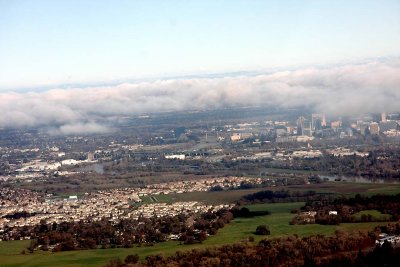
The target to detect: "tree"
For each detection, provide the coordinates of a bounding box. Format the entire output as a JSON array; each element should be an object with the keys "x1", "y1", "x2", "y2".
[
  {"x1": 125, "y1": 254, "x2": 139, "y2": 264},
  {"x1": 210, "y1": 185, "x2": 223, "y2": 191},
  {"x1": 255, "y1": 225, "x2": 270, "y2": 235}
]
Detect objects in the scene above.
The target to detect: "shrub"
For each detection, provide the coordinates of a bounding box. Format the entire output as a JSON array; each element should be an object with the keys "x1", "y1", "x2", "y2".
[
  {"x1": 125, "y1": 254, "x2": 139, "y2": 264},
  {"x1": 255, "y1": 225, "x2": 270, "y2": 235}
]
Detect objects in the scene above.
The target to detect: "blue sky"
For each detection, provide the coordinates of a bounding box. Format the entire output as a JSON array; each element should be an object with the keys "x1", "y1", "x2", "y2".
[{"x1": 0, "y1": 0, "x2": 399, "y2": 90}]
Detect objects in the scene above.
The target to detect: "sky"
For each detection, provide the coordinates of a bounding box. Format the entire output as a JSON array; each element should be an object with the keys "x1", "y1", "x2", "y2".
[
  {"x1": 0, "y1": 1, "x2": 400, "y2": 134},
  {"x1": 1, "y1": 0, "x2": 400, "y2": 90}
]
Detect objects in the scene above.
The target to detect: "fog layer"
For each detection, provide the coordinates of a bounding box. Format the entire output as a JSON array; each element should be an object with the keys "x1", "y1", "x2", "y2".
[{"x1": 1, "y1": 58, "x2": 399, "y2": 134}]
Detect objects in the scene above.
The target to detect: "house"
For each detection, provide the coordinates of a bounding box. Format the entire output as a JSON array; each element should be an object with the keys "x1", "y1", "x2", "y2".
[{"x1": 376, "y1": 233, "x2": 400, "y2": 246}]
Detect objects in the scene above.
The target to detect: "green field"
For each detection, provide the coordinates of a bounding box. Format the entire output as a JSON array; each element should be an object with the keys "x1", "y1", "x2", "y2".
[
  {"x1": 202, "y1": 202, "x2": 388, "y2": 244},
  {"x1": 0, "y1": 202, "x2": 392, "y2": 267},
  {"x1": 142, "y1": 182, "x2": 400, "y2": 205},
  {"x1": 352, "y1": 209, "x2": 392, "y2": 221},
  {"x1": 0, "y1": 240, "x2": 188, "y2": 267}
]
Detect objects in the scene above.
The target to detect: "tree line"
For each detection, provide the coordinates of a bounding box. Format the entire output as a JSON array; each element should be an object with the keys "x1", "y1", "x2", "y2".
[{"x1": 238, "y1": 189, "x2": 324, "y2": 204}]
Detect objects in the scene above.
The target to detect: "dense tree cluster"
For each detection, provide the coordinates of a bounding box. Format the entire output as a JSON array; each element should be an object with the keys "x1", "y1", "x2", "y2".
[
  {"x1": 292, "y1": 194, "x2": 400, "y2": 225},
  {"x1": 3, "y1": 211, "x2": 36, "y2": 219},
  {"x1": 230, "y1": 207, "x2": 270, "y2": 218}
]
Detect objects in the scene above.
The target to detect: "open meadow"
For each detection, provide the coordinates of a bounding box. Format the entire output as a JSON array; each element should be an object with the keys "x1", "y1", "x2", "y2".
[{"x1": 164, "y1": 181, "x2": 400, "y2": 204}]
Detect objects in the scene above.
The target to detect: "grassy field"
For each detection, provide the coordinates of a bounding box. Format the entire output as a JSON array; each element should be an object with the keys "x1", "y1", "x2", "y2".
[
  {"x1": 201, "y1": 202, "x2": 329, "y2": 245},
  {"x1": 0, "y1": 202, "x2": 392, "y2": 267},
  {"x1": 352, "y1": 209, "x2": 392, "y2": 221},
  {"x1": 143, "y1": 182, "x2": 400, "y2": 205},
  {"x1": 0, "y1": 240, "x2": 190, "y2": 267},
  {"x1": 203, "y1": 202, "x2": 388, "y2": 244},
  {"x1": 171, "y1": 188, "x2": 265, "y2": 204}
]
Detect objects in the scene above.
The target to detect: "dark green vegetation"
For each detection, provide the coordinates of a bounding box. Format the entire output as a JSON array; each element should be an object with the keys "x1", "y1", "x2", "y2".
[
  {"x1": 255, "y1": 225, "x2": 270, "y2": 235},
  {"x1": 352, "y1": 210, "x2": 392, "y2": 221},
  {"x1": 239, "y1": 189, "x2": 319, "y2": 204},
  {"x1": 296, "y1": 193, "x2": 400, "y2": 225}
]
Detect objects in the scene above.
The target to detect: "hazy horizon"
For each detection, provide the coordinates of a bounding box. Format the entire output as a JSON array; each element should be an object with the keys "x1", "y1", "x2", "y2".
[{"x1": 1, "y1": 1, "x2": 400, "y2": 89}]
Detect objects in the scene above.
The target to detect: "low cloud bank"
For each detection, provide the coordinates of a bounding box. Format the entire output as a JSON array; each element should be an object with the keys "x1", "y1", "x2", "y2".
[
  {"x1": 47, "y1": 122, "x2": 112, "y2": 136},
  {"x1": 1, "y1": 58, "x2": 399, "y2": 134}
]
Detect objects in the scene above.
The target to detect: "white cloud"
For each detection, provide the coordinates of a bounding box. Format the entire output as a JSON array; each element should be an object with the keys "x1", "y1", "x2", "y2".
[
  {"x1": 47, "y1": 122, "x2": 112, "y2": 136},
  {"x1": 1, "y1": 58, "x2": 399, "y2": 134}
]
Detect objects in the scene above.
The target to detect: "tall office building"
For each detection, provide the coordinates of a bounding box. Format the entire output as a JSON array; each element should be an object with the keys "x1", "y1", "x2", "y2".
[
  {"x1": 303, "y1": 122, "x2": 313, "y2": 137},
  {"x1": 311, "y1": 113, "x2": 326, "y2": 132},
  {"x1": 296, "y1": 116, "x2": 305, "y2": 135},
  {"x1": 340, "y1": 116, "x2": 351, "y2": 129},
  {"x1": 369, "y1": 122, "x2": 380, "y2": 135},
  {"x1": 381, "y1": 112, "x2": 387, "y2": 122},
  {"x1": 359, "y1": 124, "x2": 369, "y2": 135},
  {"x1": 87, "y1": 152, "x2": 95, "y2": 161},
  {"x1": 373, "y1": 112, "x2": 387, "y2": 123}
]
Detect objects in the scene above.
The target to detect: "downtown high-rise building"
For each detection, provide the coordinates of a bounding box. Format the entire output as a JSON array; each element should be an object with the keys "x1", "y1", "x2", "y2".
[{"x1": 311, "y1": 113, "x2": 326, "y2": 132}]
